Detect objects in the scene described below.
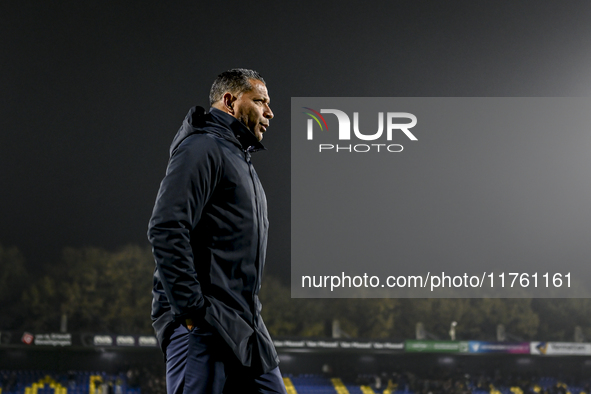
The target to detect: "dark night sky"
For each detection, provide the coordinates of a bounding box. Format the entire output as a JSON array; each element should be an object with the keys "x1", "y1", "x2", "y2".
[{"x1": 2, "y1": 1, "x2": 591, "y2": 281}]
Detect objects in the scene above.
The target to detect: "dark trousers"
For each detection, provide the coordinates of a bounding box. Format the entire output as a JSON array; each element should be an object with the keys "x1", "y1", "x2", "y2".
[{"x1": 165, "y1": 324, "x2": 287, "y2": 394}]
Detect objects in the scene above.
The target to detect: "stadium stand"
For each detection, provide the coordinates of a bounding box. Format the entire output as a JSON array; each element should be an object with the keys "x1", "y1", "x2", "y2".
[
  {"x1": 1, "y1": 370, "x2": 590, "y2": 394},
  {"x1": 279, "y1": 373, "x2": 591, "y2": 394},
  {"x1": 2, "y1": 337, "x2": 591, "y2": 394},
  {"x1": 0, "y1": 371, "x2": 139, "y2": 394}
]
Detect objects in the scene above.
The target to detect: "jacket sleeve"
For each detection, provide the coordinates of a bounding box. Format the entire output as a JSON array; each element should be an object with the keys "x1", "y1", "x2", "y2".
[{"x1": 147, "y1": 134, "x2": 222, "y2": 322}]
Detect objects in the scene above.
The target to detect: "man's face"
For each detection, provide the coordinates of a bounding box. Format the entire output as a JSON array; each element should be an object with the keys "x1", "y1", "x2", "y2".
[{"x1": 232, "y1": 79, "x2": 274, "y2": 141}]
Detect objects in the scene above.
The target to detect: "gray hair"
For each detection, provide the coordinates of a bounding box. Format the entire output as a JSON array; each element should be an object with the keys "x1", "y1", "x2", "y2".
[{"x1": 209, "y1": 68, "x2": 266, "y2": 106}]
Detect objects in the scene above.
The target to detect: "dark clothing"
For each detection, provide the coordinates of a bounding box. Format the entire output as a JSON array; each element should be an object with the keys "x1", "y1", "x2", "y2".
[
  {"x1": 148, "y1": 107, "x2": 279, "y2": 373},
  {"x1": 166, "y1": 324, "x2": 286, "y2": 394}
]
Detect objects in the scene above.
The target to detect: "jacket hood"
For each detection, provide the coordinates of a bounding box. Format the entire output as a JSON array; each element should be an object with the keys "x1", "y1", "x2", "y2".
[{"x1": 169, "y1": 106, "x2": 266, "y2": 156}]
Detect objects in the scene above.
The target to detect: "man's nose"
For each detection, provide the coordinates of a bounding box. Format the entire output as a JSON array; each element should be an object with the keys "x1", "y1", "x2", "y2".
[{"x1": 264, "y1": 105, "x2": 274, "y2": 119}]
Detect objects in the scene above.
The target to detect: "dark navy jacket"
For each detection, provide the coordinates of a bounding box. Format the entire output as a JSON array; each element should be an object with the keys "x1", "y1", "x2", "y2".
[{"x1": 148, "y1": 106, "x2": 278, "y2": 373}]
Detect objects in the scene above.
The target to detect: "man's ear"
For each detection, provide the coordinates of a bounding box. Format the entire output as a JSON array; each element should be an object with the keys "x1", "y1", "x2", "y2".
[{"x1": 222, "y1": 93, "x2": 237, "y2": 114}]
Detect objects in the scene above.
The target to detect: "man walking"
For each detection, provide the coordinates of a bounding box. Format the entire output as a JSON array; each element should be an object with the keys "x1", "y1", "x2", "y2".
[{"x1": 148, "y1": 69, "x2": 286, "y2": 394}]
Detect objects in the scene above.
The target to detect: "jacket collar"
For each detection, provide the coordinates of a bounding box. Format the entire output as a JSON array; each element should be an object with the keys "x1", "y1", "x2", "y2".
[{"x1": 209, "y1": 108, "x2": 266, "y2": 153}]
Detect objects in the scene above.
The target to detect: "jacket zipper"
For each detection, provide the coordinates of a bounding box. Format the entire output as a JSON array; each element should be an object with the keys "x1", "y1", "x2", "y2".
[{"x1": 245, "y1": 150, "x2": 261, "y2": 329}]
